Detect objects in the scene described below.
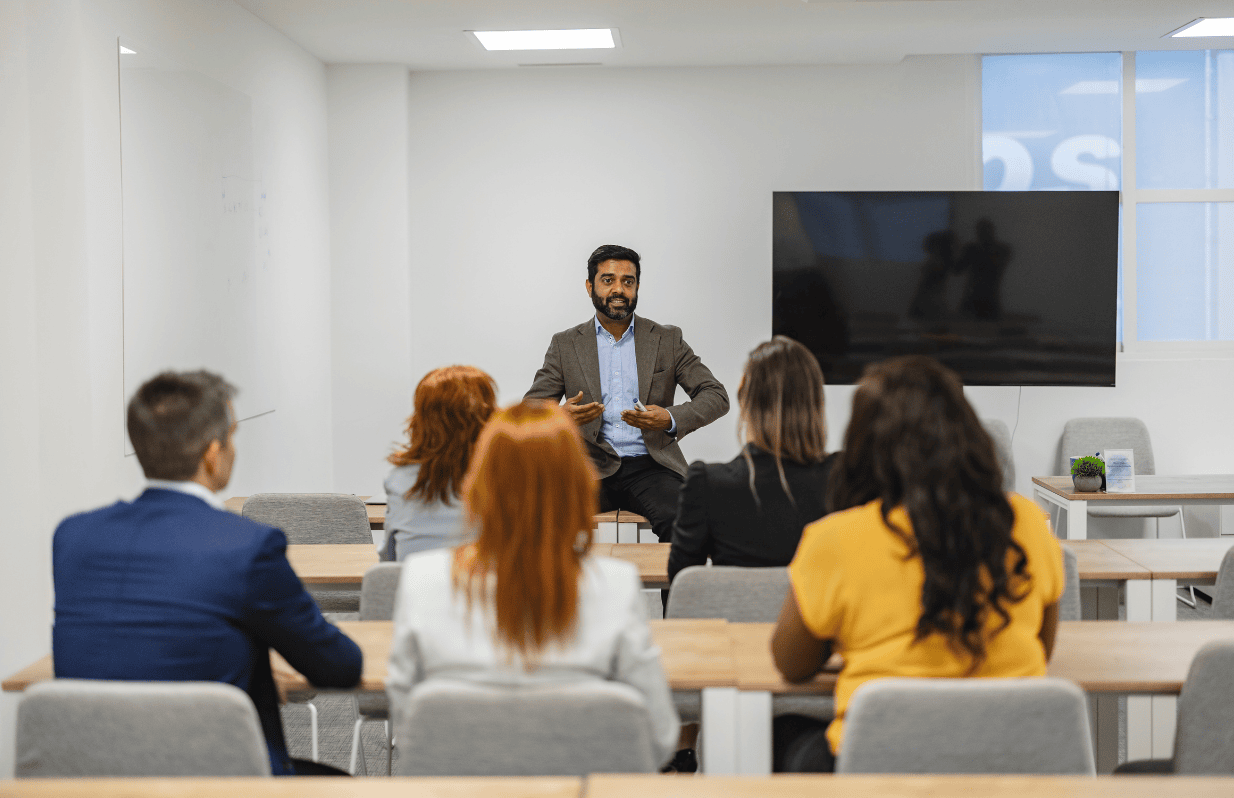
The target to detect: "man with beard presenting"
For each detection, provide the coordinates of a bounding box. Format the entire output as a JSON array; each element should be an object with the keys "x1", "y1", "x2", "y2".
[{"x1": 526, "y1": 244, "x2": 729, "y2": 542}]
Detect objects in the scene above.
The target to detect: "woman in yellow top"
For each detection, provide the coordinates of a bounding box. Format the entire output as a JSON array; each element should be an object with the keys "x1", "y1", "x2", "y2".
[{"x1": 771, "y1": 355, "x2": 1062, "y2": 772}]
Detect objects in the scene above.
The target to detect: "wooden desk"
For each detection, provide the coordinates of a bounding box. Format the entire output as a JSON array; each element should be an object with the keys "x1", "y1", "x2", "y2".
[
  {"x1": 1032, "y1": 475, "x2": 1234, "y2": 541},
  {"x1": 5, "y1": 777, "x2": 582, "y2": 797},
  {"x1": 1101, "y1": 538, "x2": 1233, "y2": 582},
  {"x1": 588, "y1": 774, "x2": 1234, "y2": 798},
  {"x1": 606, "y1": 543, "x2": 670, "y2": 589},
  {"x1": 13, "y1": 620, "x2": 1231, "y2": 776},
  {"x1": 267, "y1": 619, "x2": 736, "y2": 696},
  {"x1": 714, "y1": 620, "x2": 1234, "y2": 776},
  {"x1": 285, "y1": 544, "x2": 378, "y2": 585}
]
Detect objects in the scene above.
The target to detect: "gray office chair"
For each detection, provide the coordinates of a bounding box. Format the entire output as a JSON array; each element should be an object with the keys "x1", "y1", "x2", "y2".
[
  {"x1": 1213, "y1": 547, "x2": 1234, "y2": 620},
  {"x1": 15, "y1": 679, "x2": 271, "y2": 777},
  {"x1": 394, "y1": 680, "x2": 660, "y2": 776},
  {"x1": 1059, "y1": 418, "x2": 1194, "y2": 607},
  {"x1": 1060, "y1": 546, "x2": 1081, "y2": 621},
  {"x1": 982, "y1": 418, "x2": 1017, "y2": 494},
  {"x1": 349, "y1": 562, "x2": 402, "y2": 776},
  {"x1": 836, "y1": 677, "x2": 1095, "y2": 774},
  {"x1": 1116, "y1": 640, "x2": 1234, "y2": 774},
  {"x1": 241, "y1": 492, "x2": 371, "y2": 612},
  {"x1": 242, "y1": 492, "x2": 374, "y2": 758},
  {"x1": 666, "y1": 566, "x2": 833, "y2": 725}
]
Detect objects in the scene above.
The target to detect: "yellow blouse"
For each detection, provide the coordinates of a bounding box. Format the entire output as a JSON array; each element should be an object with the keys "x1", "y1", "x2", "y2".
[{"x1": 788, "y1": 492, "x2": 1063, "y2": 754}]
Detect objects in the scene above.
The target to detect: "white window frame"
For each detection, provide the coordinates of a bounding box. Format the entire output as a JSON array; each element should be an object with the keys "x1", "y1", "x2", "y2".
[{"x1": 1120, "y1": 51, "x2": 1234, "y2": 355}]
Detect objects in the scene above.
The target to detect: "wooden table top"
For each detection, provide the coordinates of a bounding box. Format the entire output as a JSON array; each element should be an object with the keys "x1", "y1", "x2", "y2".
[
  {"x1": 588, "y1": 775, "x2": 1234, "y2": 798},
  {"x1": 12, "y1": 775, "x2": 1234, "y2": 798},
  {"x1": 1047, "y1": 620, "x2": 1234, "y2": 693},
  {"x1": 605, "y1": 543, "x2": 670, "y2": 589},
  {"x1": 728, "y1": 622, "x2": 840, "y2": 693},
  {"x1": 271, "y1": 618, "x2": 735, "y2": 694},
  {"x1": 722, "y1": 620, "x2": 1234, "y2": 696},
  {"x1": 4, "y1": 777, "x2": 582, "y2": 797},
  {"x1": 1063, "y1": 540, "x2": 1151, "y2": 580},
  {"x1": 1099, "y1": 538, "x2": 1234, "y2": 581},
  {"x1": 285, "y1": 544, "x2": 379, "y2": 583},
  {"x1": 2, "y1": 655, "x2": 53, "y2": 691},
  {"x1": 275, "y1": 540, "x2": 1205, "y2": 592},
  {"x1": 1033, "y1": 475, "x2": 1234, "y2": 502},
  {"x1": 16, "y1": 618, "x2": 1233, "y2": 698}
]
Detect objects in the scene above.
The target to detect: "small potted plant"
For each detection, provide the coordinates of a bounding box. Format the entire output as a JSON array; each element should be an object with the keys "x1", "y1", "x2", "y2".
[{"x1": 1071, "y1": 455, "x2": 1104, "y2": 492}]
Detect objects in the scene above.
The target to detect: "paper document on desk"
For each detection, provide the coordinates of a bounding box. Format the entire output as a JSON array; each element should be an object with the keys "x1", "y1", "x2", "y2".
[
  {"x1": 363, "y1": 493, "x2": 386, "y2": 505},
  {"x1": 1103, "y1": 449, "x2": 1135, "y2": 493}
]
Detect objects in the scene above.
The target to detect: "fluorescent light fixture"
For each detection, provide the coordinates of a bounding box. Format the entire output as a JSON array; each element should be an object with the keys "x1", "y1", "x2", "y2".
[
  {"x1": 1060, "y1": 79, "x2": 1186, "y2": 95},
  {"x1": 471, "y1": 29, "x2": 615, "y2": 51},
  {"x1": 1170, "y1": 18, "x2": 1234, "y2": 37},
  {"x1": 119, "y1": 45, "x2": 137, "y2": 54}
]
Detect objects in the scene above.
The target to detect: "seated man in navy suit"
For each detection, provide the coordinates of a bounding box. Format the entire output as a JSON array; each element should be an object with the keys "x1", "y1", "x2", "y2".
[{"x1": 52, "y1": 370, "x2": 362, "y2": 776}]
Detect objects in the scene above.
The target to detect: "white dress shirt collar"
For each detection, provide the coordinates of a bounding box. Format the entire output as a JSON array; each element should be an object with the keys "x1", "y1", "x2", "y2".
[
  {"x1": 594, "y1": 313, "x2": 635, "y2": 341},
  {"x1": 145, "y1": 479, "x2": 226, "y2": 510}
]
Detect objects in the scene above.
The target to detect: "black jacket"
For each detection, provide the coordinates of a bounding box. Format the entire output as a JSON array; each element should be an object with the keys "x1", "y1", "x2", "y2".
[{"x1": 667, "y1": 445, "x2": 837, "y2": 584}]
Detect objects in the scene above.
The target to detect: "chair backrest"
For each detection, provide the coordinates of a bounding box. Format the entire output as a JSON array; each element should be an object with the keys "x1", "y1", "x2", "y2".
[
  {"x1": 241, "y1": 493, "x2": 371, "y2": 544},
  {"x1": 360, "y1": 562, "x2": 403, "y2": 621},
  {"x1": 836, "y1": 677, "x2": 1095, "y2": 775},
  {"x1": 665, "y1": 565, "x2": 789, "y2": 622},
  {"x1": 1174, "y1": 639, "x2": 1234, "y2": 774},
  {"x1": 1058, "y1": 418, "x2": 1156, "y2": 475},
  {"x1": 16, "y1": 679, "x2": 271, "y2": 778},
  {"x1": 395, "y1": 679, "x2": 659, "y2": 776},
  {"x1": 1212, "y1": 546, "x2": 1234, "y2": 620},
  {"x1": 982, "y1": 418, "x2": 1016, "y2": 493},
  {"x1": 1059, "y1": 546, "x2": 1081, "y2": 621}
]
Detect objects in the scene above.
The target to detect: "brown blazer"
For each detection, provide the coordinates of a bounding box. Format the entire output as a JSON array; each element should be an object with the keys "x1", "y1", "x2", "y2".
[{"x1": 525, "y1": 314, "x2": 730, "y2": 478}]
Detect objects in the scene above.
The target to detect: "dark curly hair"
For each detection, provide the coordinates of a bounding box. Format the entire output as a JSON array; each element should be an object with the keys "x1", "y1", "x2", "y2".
[{"x1": 828, "y1": 355, "x2": 1028, "y2": 669}]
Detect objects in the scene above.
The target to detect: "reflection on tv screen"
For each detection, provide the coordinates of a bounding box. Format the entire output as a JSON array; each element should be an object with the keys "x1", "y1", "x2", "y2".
[{"x1": 772, "y1": 191, "x2": 1119, "y2": 386}]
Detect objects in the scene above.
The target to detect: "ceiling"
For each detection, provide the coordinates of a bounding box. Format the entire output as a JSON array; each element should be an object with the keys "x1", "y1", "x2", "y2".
[{"x1": 233, "y1": 0, "x2": 1234, "y2": 70}]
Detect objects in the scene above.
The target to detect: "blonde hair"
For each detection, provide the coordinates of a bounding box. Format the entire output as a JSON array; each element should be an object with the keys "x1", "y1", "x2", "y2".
[{"x1": 737, "y1": 337, "x2": 828, "y2": 505}]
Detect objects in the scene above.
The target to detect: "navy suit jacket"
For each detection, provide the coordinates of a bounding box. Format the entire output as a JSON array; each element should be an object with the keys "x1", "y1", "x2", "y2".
[{"x1": 52, "y1": 488, "x2": 363, "y2": 775}]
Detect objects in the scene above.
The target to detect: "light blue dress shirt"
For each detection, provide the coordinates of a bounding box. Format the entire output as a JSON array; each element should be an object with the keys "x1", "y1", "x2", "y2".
[{"x1": 595, "y1": 315, "x2": 674, "y2": 459}]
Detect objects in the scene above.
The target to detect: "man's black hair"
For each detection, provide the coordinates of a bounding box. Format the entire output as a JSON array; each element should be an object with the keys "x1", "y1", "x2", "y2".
[{"x1": 587, "y1": 244, "x2": 641, "y2": 284}]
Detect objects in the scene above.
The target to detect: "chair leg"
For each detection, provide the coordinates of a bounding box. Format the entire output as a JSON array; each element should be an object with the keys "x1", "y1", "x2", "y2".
[
  {"x1": 1174, "y1": 510, "x2": 1198, "y2": 607},
  {"x1": 307, "y1": 701, "x2": 319, "y2": 762},
  {"x1": 385, "y1": 720, "x2": 393, "y2": 776},
  {"x1": 349, "y1": 697, "x2": 368, "y2": 776}
]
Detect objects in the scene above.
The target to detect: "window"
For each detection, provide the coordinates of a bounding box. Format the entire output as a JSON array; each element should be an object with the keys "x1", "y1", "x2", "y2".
[{"x1": 983, "y1": 51, "x2": 1234, "y2": 346}]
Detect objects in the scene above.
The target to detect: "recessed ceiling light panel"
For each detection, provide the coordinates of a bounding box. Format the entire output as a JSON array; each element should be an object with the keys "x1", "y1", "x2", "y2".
[
  {"x1": 1169, "y1": 18, "x2": 1234, "y2": 37},
  {"x1": 471, "y1": 29, "x2": 617, "y2": 51}
]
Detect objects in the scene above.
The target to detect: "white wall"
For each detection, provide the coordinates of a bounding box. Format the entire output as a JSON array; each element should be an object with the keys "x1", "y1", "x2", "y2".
[
  {"x1": 327, "y1": 65, "x2": 414, "y2": 495},
  {"x1": 384, "y1": 59, "x2": 1234, "y2": 539},
  {"x1": 0, "y1": 0, "x2": 334, "y2": 776},
  {"x1": 399, "y1": 58, "x2": 983, "y2": 461}
]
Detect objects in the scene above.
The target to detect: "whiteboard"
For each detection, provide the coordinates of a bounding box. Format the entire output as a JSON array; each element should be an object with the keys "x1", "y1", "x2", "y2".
[{"x1": 119, "y1": 38, "x2": 275, "y2": 443}]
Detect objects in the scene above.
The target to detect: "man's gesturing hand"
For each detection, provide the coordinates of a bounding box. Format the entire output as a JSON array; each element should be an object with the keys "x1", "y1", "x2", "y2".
[
  {"x1": 621, "y1": 404, "x2": 672, "y2": 431},
  {"x1": 563, "y1": 391, "x2": 604, "y2": 425}
]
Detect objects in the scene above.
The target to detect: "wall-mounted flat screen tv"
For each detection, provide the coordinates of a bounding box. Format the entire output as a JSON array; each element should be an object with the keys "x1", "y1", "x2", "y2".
[{"x1": 772, "y1": 191, "x2": 1119, "y2": 386}]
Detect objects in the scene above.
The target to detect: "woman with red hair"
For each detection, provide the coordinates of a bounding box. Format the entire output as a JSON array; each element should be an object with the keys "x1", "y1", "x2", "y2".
[
  {"x1": 383, "y1": 366, "x2": 497, "y2": 560},
  {"x1": 386, "y1": 400, "x2": 679, "y2": 767}
]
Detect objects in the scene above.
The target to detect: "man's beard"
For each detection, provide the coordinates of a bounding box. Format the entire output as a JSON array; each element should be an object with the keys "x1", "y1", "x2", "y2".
[{"x1": 591, "y1": 288, "x2": 637, "y2": 321}]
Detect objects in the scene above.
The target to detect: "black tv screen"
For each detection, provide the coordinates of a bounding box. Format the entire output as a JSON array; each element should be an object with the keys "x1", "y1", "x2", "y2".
[{"x1": 772, "y1": 191, "x2": 1119, "y2": 386}]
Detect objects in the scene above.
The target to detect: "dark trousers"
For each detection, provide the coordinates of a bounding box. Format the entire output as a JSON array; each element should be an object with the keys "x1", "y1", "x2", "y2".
[
  {"x1": 773, "y1": 715, "x2": 836, "y2": 773},
  {"x1": 291, "y1": 758, "x2": 350, "y2": 776},
  {"x1": 599, "y1": 455, "x2": 684, "y2": 543}
]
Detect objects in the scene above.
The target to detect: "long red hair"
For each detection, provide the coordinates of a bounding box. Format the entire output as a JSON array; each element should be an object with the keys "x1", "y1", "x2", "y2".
[
  {"x1": 453, "y1": 400, "x2": 598, "y2": 661},
  {"x1": 388, "y1": 366, "x2": 497, "y2": 504}
]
